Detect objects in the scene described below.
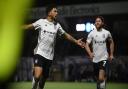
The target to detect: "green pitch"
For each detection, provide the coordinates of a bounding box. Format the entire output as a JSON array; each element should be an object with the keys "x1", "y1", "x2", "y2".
[{"x1": 9, "y1": 82, "x2": 128, "y2": 89}]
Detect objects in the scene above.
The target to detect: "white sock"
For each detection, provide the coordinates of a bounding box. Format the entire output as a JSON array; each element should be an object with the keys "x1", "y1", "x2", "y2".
[
  {"x1": 32, "y1": 77, "x2": 39, "y2": 89},
  {"x1": 32, "y1": 77, "x2": 35, "y2": 87},
  {"x1": 100, "y1": 80, "x2": 106, "y2": 89}
]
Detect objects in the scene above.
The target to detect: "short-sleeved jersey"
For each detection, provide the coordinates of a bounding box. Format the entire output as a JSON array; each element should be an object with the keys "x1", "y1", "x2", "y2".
[
  {"x1": 86, "y1": 28, "x2": 112, "y2": 63},
  {"x1": 32, "y1": 19, "x2": 65, "y2": 60}
]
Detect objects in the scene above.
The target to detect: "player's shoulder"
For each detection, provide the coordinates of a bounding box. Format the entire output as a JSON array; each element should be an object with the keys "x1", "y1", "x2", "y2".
[
  {"x1": 41, "y1": 18, "x2": 47, "y2": 22},
  {"x1": 102, "y1": 28, "x2": 110, "y2": 34},
  {"x1": 35, "y1": 18, "x2": 45, "y2": 23},
  {"x1": 88, "y1": 29, "x2": 96, "y2": 35},
  {"x1": 55, "y1": 22, "x2": 62, "y2": 28}
]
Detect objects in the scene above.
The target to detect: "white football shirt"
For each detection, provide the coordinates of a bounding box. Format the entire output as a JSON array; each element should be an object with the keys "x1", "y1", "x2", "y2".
[
  {"x1": 87, "y1": 28, "x2": 112, "y2": 63},
  {"x1": 32, "y1": 19, "x2": 65, "y2": 60}
]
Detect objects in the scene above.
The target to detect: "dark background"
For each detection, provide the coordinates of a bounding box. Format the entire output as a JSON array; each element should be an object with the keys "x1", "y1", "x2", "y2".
[{"x1": 32, "y1": 0, "x2": 128, "y2": 7}]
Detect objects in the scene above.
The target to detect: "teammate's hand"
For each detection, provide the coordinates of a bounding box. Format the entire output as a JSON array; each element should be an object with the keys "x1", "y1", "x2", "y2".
[
  {"x1": 88, "y1": 52, "x2": 94, "y2": 61},
  {"x1": 109, "y1": 54, "x2": 114, "y2": 62},
  {"x1": 76, "y1": 38, "x2": 85, "y2": 48}
]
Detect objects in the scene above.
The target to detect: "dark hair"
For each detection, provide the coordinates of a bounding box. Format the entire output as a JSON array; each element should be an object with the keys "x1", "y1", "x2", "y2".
[
  {"x1": 95, "y1": 16, "x2": 105, "y2": 23},
  {"x1": 46, "y1": 4, "x2": 57, "y2": 15}
]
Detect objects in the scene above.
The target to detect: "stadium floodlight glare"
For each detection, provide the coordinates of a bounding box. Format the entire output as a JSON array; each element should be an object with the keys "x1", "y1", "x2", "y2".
[
  {"x1": 85, "y1": 22, "x2": 91, "y2": 32},
  {"x1": 76, "y1": 24, "x2": 85, "y2": 31},
  {"x1": 85, "y1": 22, "x2": 95, "y2": 32}
]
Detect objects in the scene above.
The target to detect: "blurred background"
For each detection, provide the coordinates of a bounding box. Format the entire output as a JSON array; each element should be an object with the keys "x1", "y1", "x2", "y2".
[{"x1": 13, "y1": 0, "x2": 128, "y2": 84}]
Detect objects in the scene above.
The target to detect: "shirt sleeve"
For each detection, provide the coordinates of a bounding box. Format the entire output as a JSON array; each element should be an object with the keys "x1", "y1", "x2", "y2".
[
  {"x1": 86, "y1": 32, "x2": 93, "y2": 44},
  {"x1": 108, "y1": 31, "x2": 112, "y2": 38},
  {"x1": 32, "y1": 19, "x2": 42, "y2": 30},
  {"x1": 57, "y1": 23, "x2": 66, "y2": 36}
]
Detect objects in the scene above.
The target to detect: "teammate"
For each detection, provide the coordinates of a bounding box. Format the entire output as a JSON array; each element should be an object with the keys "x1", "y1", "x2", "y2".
[
  {"x1": 23, "y1": 4, "x2": 84, "y2": 89},
  {"x1": 85, "y1": 16, "x2": 114, "y2": 89}
]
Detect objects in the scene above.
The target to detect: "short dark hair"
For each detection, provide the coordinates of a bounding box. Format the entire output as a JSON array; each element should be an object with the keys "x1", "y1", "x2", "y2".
[{"x1": 46, "y1": 4, "x2": 57, "y2": 15}]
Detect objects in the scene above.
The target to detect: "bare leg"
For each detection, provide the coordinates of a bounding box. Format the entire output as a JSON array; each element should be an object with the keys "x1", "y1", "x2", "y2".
[
  {"x1": 98, "y1": 69, "x2": 106, "y2": 89},
  {"x1": 32, "y1": 67, "x2": 42, "y2": 89}
]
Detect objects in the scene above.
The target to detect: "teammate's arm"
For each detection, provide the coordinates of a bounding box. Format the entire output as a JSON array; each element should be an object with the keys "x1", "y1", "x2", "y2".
[
  {"x1": 23, "y1": 24, "x2": 34, "y2": 30},
  {"x1": 63, "y1": 32, "x2": 84, "y2": 48}
]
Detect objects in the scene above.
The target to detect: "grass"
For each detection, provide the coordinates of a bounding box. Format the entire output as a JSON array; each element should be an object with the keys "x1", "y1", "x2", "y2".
[{"x1": 9, "y1": 82, "x2": 128, "y2": 89}]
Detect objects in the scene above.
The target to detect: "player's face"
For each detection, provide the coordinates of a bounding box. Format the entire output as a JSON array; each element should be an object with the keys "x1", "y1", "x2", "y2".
[
  {"x1": 49, "y1": 8, "x2": 58, "y2": 20},
  {"x1": 95, "y1": 18, "x2": 103, "y2": 29}
]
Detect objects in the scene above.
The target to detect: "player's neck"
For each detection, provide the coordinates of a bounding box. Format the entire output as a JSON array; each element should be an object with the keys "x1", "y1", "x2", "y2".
[
  {"x1": 46, "y1": 16, "x2": 54, "y2": 22},
  {"x1": 96, "y1": 27, "x2": 102, "y2": 31}
]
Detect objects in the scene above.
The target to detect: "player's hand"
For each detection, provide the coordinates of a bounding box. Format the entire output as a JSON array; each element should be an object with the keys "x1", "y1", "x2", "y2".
[
  {"x1": 88, "y1": 52, "x2": 94, "y2": 61},
  {"x1": 76, "y1": 38, "x2": 85, "y2": 48},
  {"x1": 109, "y1": 54, "x2": 114, "y2": 63}
]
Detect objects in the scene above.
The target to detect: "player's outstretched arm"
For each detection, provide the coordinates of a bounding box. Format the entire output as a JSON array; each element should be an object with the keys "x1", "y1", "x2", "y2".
[
  {"x1": 63, "y1": 32, "x2": 84, "y2": 48},
  {"x1": 22, "y1": 24, "x2": 34, "y2": 30}
]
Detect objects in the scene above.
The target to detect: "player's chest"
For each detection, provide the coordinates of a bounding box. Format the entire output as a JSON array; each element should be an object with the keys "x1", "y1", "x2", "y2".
[
  {"x1": 40, "y1": 23, "x2": 58, "y2": 33},
  {"x1": 93, "y1": 32, "x2": 107, "y2": 41}
]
